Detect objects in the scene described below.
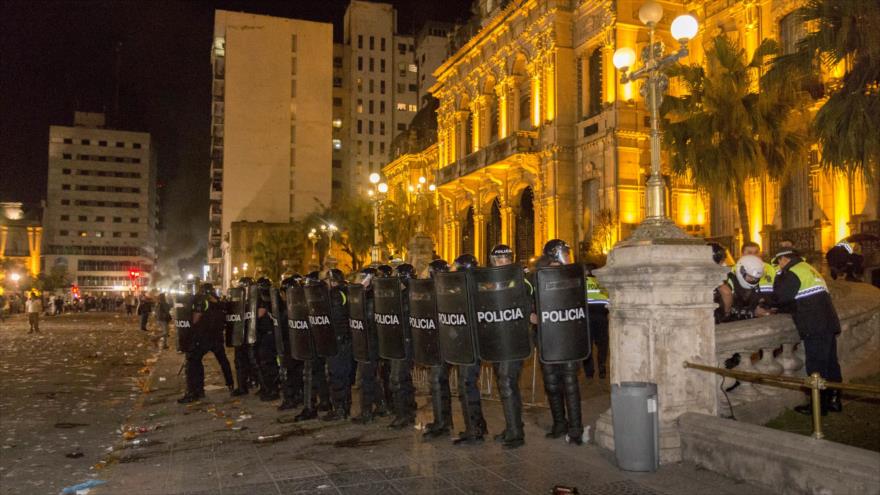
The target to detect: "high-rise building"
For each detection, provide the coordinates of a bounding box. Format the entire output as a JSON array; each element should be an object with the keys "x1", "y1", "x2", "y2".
[
  {"x1": 340, "y1": 1, "x2": 427, "y2": 197},
  {"x1": 209, "y1": 11, "x2": 333, "y2": 288},
  {"x1": 43, "y1": 111, "x2": 158, "y2": 293},
  {"x1": 414, "y1": 21, "x2": 453, "y2": 108}
]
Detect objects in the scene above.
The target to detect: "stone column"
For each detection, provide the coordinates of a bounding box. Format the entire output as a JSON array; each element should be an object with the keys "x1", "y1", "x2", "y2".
[
  {"x1": 500, "y1": 204, "x2": 516, "y2": 246},
  {"x1": 473, "y1": 213, "x2": 486, "y2": 265},
  {"x1": 594, "y1": 235, "x2": 727, "y2": 464}
]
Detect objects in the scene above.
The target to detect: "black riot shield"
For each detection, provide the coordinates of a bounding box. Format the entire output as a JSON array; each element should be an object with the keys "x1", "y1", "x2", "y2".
[
  {"x1": 173, "y1": 293, "x2": 195, "y2": 353},
  {"x1": 286, "y1": 285, "x2": 315, "y2": 360},
  {"x1": 228, "y1": 288, "x2": 245, "y2": 347},
  {"x1": 269, "y1": 288, "x2": 286, "y2": 358},
  {"x1": 304, "y1": 284, "x2": 337, "y2": 357},
  {"x1": 373, "y1": 277, "x2": 407, "y2": 360},
  {"x1": 471, "y1": 264, "x2": 532, "y2": 362},
  {"x1": 408, "y1": 278, "x2": 442, "y2": 366},
  {"x1": 247, "y1": 286, "x2": 259, "y2": 345},
  {"x1": 434, "y1": 271, "x2": 478, "y2": 365},
  {"x1": 347, "y1": 284, "x2": 372, "y2": 363},
  {"x1": 534, "y1": 263, "x2": 591, "y2": 363}
]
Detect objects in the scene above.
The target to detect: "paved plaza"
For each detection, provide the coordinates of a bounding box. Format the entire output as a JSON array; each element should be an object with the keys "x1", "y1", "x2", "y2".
[{"x1": 0, "y1": 313, "x2": 774, "y2": 495}]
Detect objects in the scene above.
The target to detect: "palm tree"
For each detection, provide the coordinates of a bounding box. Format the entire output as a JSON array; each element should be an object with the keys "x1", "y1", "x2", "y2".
[
  {"x1": 767, "y1": 0, "x2": 880, "y2": 178},
  {"x1": 252, "y1": 227, "x2": 306, "y2": 282},
  {"x1": 305, "y1": 196, "x2": 375, "y2": 272},
  {"x1": 662, "y1": 35, "x2": 806, "y2": 243}
]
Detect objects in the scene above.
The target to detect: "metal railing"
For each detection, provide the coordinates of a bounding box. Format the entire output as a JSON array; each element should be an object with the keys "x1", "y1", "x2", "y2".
[{"x1": 683, "y1": 361, "x2": 880, "y2": 439}]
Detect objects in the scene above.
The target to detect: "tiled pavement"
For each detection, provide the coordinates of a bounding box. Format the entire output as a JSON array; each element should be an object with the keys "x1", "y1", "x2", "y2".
[{"x1": 93, "y1": 348, "x2": 773, "y2": 495}]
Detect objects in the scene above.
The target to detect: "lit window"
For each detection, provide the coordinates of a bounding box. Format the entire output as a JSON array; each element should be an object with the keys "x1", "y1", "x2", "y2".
[
  {"x1": 408, "y1": 104, "x2": 418, "y2": 112},
  {"x1": 79, "y1": 231, "x2": 87, "y2": 237},
  {"x1": 333, "y1": 139, "x2": 342, "y2": 150},
  {"x1": 332, "y1": 118, "x2": 342, "y2": 128},
  {"x1": 95, "y1": 231, "x2": 103, "y2": 238},
  {"x1": 408, "y1": 64, "x2": 417, "y2": 73},
  {"x1": 397, "y1": 102, "x2": 407, "y2": 111}
]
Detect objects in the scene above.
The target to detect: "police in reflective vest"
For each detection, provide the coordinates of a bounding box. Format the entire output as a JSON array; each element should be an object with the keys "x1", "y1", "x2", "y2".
[
  {"x1": 584, "y1": 264, "x2": 609, "y2": 379},
  {"x1": 772, "y1": 250, "x2": 843, "y2": 416},
  {"x1": 718, "y1": 255, "x2": 770, "y2": 322},
  {"x1": 322, "y1": 268, "x2": 353, "y2": 421}
]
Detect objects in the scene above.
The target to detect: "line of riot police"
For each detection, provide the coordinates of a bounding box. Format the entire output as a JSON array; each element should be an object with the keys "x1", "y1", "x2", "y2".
[{"x1": 171, "y1": 239, "x2": 596, "y2": 448}]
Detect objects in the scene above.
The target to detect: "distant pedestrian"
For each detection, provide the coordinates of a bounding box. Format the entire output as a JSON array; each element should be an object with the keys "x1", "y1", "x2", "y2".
[
  {"x1": 155, "y1": 293, "x2": 172, "y2": 349},
  {"x1": 26, "y1": 292, "x2": 42, "y2": 334},
  {"x1": 137, "y1": 296, "x2": 153, "y2": 331},
  {"x1": 124, "y1": 293, "x2": 135, "y2": 315},
  {"x1": 55, "y1": 296, "x2": 64, "y2": 315}
]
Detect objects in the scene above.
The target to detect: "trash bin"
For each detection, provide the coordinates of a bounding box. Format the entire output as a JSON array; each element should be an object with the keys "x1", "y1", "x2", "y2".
[{"x1": 611, "y1": 381, "x2": 659, "y2": 472}]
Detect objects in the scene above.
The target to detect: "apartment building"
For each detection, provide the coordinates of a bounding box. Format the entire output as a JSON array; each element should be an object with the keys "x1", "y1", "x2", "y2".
[
  {"x1": 209, "y1": 10, "x2": 333, "y2": 288},
  {"x1": 43, "y1": 112, "x2": 158, "y2": 292}
]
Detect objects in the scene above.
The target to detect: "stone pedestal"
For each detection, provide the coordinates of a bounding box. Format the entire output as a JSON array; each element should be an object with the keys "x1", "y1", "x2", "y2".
[
  {"x1": 594, "y1": 228, "x2": 727, "y2": 464},
  {"x1": 407, "y1": 233, "x2": 434, "y2": 275}
]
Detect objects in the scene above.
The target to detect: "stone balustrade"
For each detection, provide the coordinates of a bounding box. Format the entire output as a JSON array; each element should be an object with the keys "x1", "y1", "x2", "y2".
[{"x1": 713, "y1": 280, "x2": 880, "y2": 419}]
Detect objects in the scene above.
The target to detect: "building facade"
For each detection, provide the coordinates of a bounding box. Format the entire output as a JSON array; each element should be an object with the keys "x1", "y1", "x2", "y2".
[
  {"x1": 420, "y1": 0, "x2": 877, "y2": 266},
  {"x1": 209, "y1": 11, "x2": 333, "y2": 289},
  {"x1": 0, "y1": 202, "x2": 43, "y2": 285},
  {"x1": 43, "y1": 112, "x2": 158, "y2": 293}
]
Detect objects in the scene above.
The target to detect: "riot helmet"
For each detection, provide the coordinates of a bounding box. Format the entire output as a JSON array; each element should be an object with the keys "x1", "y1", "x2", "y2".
[
  {"x1": 453, "y1": 253, "x2": 479, "y2": 271},
  {"x1": 237, "y1": 276, "x2": 254, "y2": 288},
  {"x1": 255, "y1": 276, "x2": 272, "y2": 289},
  {"x1": 708, "y1": 242, "x2": 727, "y2": 265},
  {"x1": 200, "y1": 282, "x2": 216, "y2": 297},
  {"x1": 489, "y1": 244, "x2": 514, "y2": 267},
  {"x1": 394, "y1": 263, "x2": 416, "y2": 279},
  {"x1": 735, "y1": 255, "x2": 764, "y2": 289},
  {"x1": 280, "y1": 274, "x2": 302, "y2": 290},
  {"x1": 427, "y1": 259, "x2": 450, "y2": 277},
  {"x1": 542, "y1": 239, "x2": 572, "y2": 265},
  {"x1": 192, "y1": 294, "x2": 209, "y2": 313},
  {"x1": 376, "y1": 264, "x2": 393, "y2": 278},
  {"x1": 354, "y1": 267, "x2": 377, "y2": 287},
  {"x1": 327, "y1": 268, "x2": 347, "y2": 286}
]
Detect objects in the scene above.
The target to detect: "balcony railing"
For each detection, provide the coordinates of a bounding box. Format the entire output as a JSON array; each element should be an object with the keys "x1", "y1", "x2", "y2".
[{"x1": 437, "y1": 131, "x2": 538, "y2": 184}]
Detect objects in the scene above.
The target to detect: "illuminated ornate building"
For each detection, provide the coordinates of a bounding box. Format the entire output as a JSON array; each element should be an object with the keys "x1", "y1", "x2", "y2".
[{"x1": 417, "y1": 0, "x2": 877, "y2": 264}]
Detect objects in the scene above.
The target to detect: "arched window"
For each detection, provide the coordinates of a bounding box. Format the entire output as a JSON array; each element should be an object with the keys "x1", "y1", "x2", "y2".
[
  {"x1": 515, "y1": 187, "x2": 535, "y2": 261},
  {"x1": 485, "y1": 198, "x2": 502, "y2": 260},
  {"x1": 588, "y1": 48, "x2": 603, "y2": 117}
]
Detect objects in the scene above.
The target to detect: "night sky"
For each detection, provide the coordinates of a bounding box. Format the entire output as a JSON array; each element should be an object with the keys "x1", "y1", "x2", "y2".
[{"x1": 0, "y1": 0, "x2": 472, "y2": 278}]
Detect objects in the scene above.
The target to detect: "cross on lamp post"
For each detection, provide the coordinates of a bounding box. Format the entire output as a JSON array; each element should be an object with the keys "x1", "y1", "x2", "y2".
[{"x1": 613, "y1": 1, "x2": 699, "y2": 242}]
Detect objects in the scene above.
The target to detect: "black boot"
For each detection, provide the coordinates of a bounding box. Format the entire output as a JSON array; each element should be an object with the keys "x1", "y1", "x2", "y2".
[
  {"x1": 423, "y1": 374, "x2": 452, "y2": 440},
  {"x1": 827, "y1": 390, "x2": 843, "y2": 413},
  {"x1": 453, "y1": 400, "x2": 486, "y2": 445},
  {"x1": 545, "y1": 391, "x2": 568, "y2": 438},
  {"x1": 321, "y1": 406, "x2": 349, "y2": 422},
  {"x1": 278, "y1": 398, "x2": 299, "y2": 411},
  {"x1": 794, "y1": 395, "x2": 828, "y2": 417},
  {"x1": 317, "y1": 401, "x2": 332, "y2": 412},
  {"x1": 177, "y1": 393, "x2": 199, "y2": 404},
  {"x1": 501, "y1": 398, "x2": 525, "y2": 449},
  {"x1": 373, "y1": 399, "x2": 389, "y2": 417},
  {"x1": 294, "y1": 408, "x2": 318, "y2": 422},
  {"x1": 562, "y1": 362, "x2": 583, "y2": 445},
  {"x1": 351, "y1": 410, "x2": 374, "y2": 425}
]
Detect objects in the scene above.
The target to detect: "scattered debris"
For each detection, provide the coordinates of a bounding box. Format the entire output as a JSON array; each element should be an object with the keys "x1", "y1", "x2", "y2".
[
  {"x1": 54, "y1": 422, "x2": 90, "y2": 429},
  {"x1": 65, "y1": 449, "x2": 84, "y2": 459},
  {"x1": 58, "y1": 479, "x2": 106, "y2": 494}
]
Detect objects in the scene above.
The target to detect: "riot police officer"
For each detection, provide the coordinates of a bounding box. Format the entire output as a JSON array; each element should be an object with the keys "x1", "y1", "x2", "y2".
[
  {"x1": 375, "y1": 264, "x2": 394, "y2": 417},
  {"x1": 254, "y1": 277, "x2": 280, "y2": 401},
  {"x1": 484, "y1": 245, "x2": 527, "y2": 449},
  {"x1": 451, "y1": 254, "x2": 487, "y2": 444},
  {"x1": 537, "y1": 240, "x2": 585, "y2": 444},
  {"x1": 291, "y1": 273, "x2": 331, "y2": 422},
  {"x1": 178, "y1": 284, "x2": 233, "y2": 403},
  {"x1": 277, "y1": 276, "x2": 305, "y2": 410},
  {"x1": 322, "y1": 268, "x2": 353, "y2": 421},
  {"x1": 421, "y1": 259, "x2": 453, "y2": 440},
  {"x1": 231, "y1": 277, "x2": 257, "y2": 396},
  {"x1": 583, "y1": 263, "x2": 609, "y2": 379},
  {"x1": 387, "y1": 263, "x2": 417, "y2": 428},
  {"x1": 350, "y1": 267, "x2": 382, "y2": 424}
]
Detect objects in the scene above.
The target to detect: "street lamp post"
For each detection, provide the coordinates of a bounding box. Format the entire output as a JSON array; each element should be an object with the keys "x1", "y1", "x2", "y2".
[
  {"x1": 308, "y1": 229, "x2": 319, "y2": 263},
  {"x1": 367, "y1": 172, "x2": 388, "y2": 264},
  {"x1": 613, "y1": 1, "x2": 699, "y2": 241}
]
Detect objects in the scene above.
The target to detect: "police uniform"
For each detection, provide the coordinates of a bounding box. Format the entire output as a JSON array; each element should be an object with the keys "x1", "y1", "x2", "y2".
[
  {"x1": 180, "y1": 295, "x2": 234, "y2": 402},
  {"x1": 323, "y1": 282, "x2": 353, "y2": 420},
  {"x1": 255, "y1": 293, "x2": 280, "y2": 401},
  {"x1": 584, "y1": 275, "x2": 609, "y2": 378},
  {"x1": 772, "y1": 253, "x2": 843, "y2": 414}
]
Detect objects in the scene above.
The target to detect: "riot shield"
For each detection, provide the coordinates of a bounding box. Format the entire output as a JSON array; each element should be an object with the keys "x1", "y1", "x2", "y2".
[
  {"x1": 269, "y1": 288, "x2": 287, "y2": 359},
  {"x1": 173, "y1": 293, "x2": 195, "y2": 353},
  {"x1": 434, "y1": 271, "x2": 478, "y2": 365},
  {"x1": 408, "y1": 278, "x2": 442, "y2": 366},
  {"x1": 347, "y1": 284, "x2": 372, "y2": 363},
  {"x1": 286, "y1": 285, "x2": 315, "y2": 360},
  {"x1": 534, "y1": 264, "x2": 591, "y2": 363},
  {"x1": 373, "y1": 277, "x2": 407, "y2": 360},
  {"x1": 228, "y1": 288, "x2": 245, "y2": 346},
  {"x1": 471, "y1": 265, "x2": 532, "y2": 362},
  {"x1": 304, "y1": 284, "x2": 337, "y2": 357},
  {"x1": 246, "y1": 286, "x2": 259, "y2": 345}
]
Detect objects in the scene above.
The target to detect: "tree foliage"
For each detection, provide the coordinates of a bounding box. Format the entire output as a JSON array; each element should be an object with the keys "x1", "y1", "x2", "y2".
[
  {"x1": 252, "y1": 226, "x2": 306, "y2": 282},
  {"x1": 766, "y1": 0, "x2": 880, "y2": 178},
  {"x1": 661, "y1": 35, "x2": 806, "y2": 243},
  {"x1": 305, "y1": 195, "x2": 375, "y2": 272},
  {"x1": 379, "y1": 189, "x2": 438, "y2": 259}
]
